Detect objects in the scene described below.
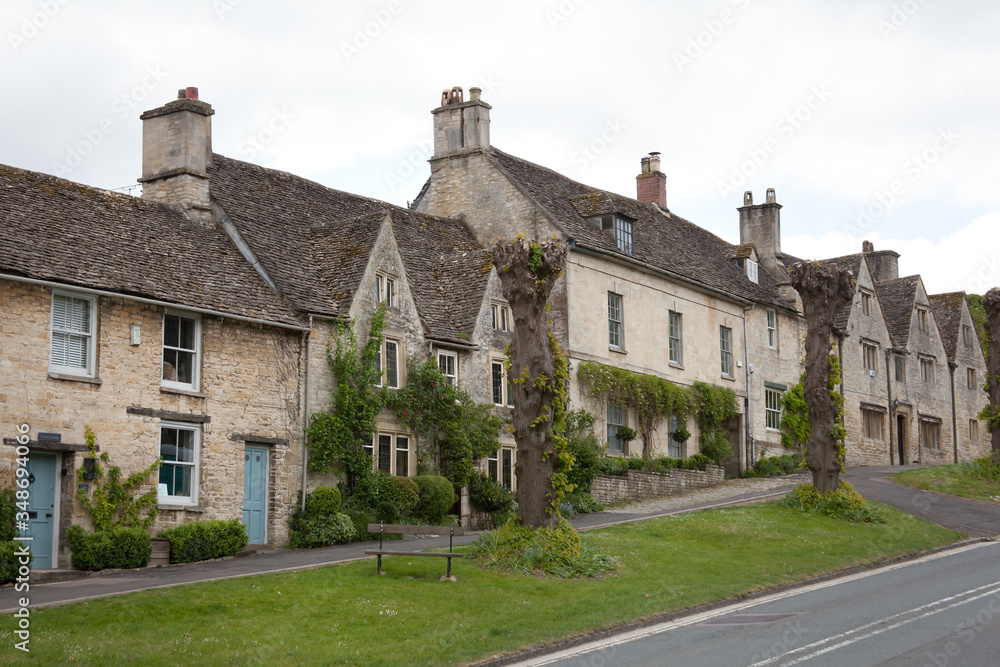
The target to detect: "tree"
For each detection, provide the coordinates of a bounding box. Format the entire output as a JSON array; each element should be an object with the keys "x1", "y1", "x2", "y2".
[
  {"x1": 489, "y1": 236, "x2": 570, "y2": 529},
  {"x1": 387, "y1": 358, "x2": 502, "y2": 489},
  {"x1": 980, "y1": 288, "x2": 1000, "y2": 453},
  {"x1": 307, "y1": 305, "x2": 387, "y2": 495},
  {"x1": 789, "y1": 261, "x2": 854, "y2": 493}
]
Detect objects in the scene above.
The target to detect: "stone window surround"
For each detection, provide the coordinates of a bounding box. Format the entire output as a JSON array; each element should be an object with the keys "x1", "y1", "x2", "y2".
[
  {"x1": 967, "y1": 367, "x2": 977, "y2": 390},
  {"x1": 720, "y1": 326, "x2": 734, "y2": 378},
  {"x1": 437, "y1": 350, "x2": 458, "y2": 386},
  {"x1": 608, "y1": 291, "x2": 624, "y2": 351},
  {"x1": 161, "y1": 309, "x2": 201, "y2": 393},
  {"x1": 490, "y1": 360, "x2": 513, "y2": 407},
  {"x1": 375, "y1": 273, "x2": 396, "y2": 308},
  {"x1": 363, "y1": 431, "x2": 410, "y2": 476},
  {"x1": 861, "y1": 403, "x2": 886, "y2": 441},
  {"x1": 49, "y1": 290, "x2": 98, "y2": 379},
  {"x1": 918, "y1": 415, "x2": 942, "y2": 450},
  {"x1": 668, "y1": 310, "x2": 683, "y2": 366},
  {"x1": 487, "y1": 446, "x2": 515, "y2": 490},
  {"x1": 491, "y1": 302, "x2": 512, "y2": 332},
  {"x1": 158, "y1": 421, "x2": 201, "y2": 508},
  {"x1": 862, "y1": 340, "x2": 879, "y2": 374},
  {"x1": 919, "y1": 355, "x2": 936, "y2": 384},
  {"x1": 764, "y1": 381, "x2": 786, "y2": 431}
]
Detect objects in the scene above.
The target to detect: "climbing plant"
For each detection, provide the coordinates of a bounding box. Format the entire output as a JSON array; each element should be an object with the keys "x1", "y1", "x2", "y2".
[
  {"x1": 387, "y1": 357, "x2": 501, "y2": 489},
  {"x1": 690, "y1": 381, "x2": 741, "y2": 465},
  {"x1": 780, "y1": 354, "x2": 847, "y2": 468},
  {"x1": 76, "y1": 427, "x2": 161, "y2": 532},
  {"x1": 307, "y1": 304, "x2": 387, "y2": 494}
]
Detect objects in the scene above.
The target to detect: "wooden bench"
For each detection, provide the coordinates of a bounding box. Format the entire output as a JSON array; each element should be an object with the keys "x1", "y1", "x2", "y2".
[{"x1": 365, "y1": 523, "x2": 465, "y2": 581}]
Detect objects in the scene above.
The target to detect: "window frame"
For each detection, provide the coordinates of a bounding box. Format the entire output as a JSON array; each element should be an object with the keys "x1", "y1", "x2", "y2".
[
  {"x1": 766, "y1": 309, "x2": 777, "y2": 349},
  {"x1": 720, "y1": 326, "x2": 734, "y2": 378},
  {"x1": 917, "y1": 307, "x2": 930, "y2": 333},
  {"x1": 161, "y1": 310, "x2": 201, "y2": 392},
  {"x1": 668, "y1": 310, "x2": 683, "y2": 365},
  {"x1": 613, "y1": 215, "x2": 634, "y2": 255},
  {"x1": 395, "y1": 436, "x2": 410, "y2": 477},
  {"x1": 608, "y1": 292, "x2": 624, "y2": 350},
  {"x1": 488, "y1": 447, "x2": 515, "y2": 490},
  {"x1": 491, "y1": 302, "x2": 512, "y2": 332},
  {"x1": 963, "y1": 325, "x2": 974, "y2": 347},
  {"x1": 377, "y1": 433, "x2": 392, "y2": 473},
  {"x1": 382, "y1": 339, "x2": 400, "y2": 389},
  {"x1": 919, "y1": 418, "x2": 941, "y2": 450},
  {"x1": 667, "y1": 415, "x2": 683, "y2": 458},
  {"x1": 746, "y1": 258, "x2": 759, "y2": 284},
  {"x1": 920, "y1": 356, "x2": 936, "y2": 384},
  {"x1": 158, "y1": 422, "x2": 200, "y2": 506},
  {"x1": 967, "y1": 367, "x2": 977, "y2": 390},
  {"x1": 765, "y1": 387, "x2": 782, "y2": 430},
  {"x1": 607, "y1": 402, "x2": 627, "y2": 453},
  {"x1": 861, "y1": 291, "x2": 873, "y2": 317},
  {"x1": 970, "y1": 419, "x2": 979, "y2": 441},
  {"x1": 437, "y1": 351, "x2": 458, "y2": 387},
  {"x1": 491, "y1": 360, "x2": 513, "y2": 407},
  {"x1": 375, "y1": 273, "x2": 396, "y2": 308},
  {"x1": 49, "y1": 290, "x2": 97, "y2": 378},
  {"x1": 894, "y1": 355, "x2": 905, "y2": 383},
  {"x1": 862, "y1": 342, "x2": 878, "y2": 375},
  {"x1": 862, "y1": 408, "x2": 885, "y2": 441}
]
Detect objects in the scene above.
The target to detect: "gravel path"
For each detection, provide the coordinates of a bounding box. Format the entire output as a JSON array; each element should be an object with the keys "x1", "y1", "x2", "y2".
[{"x1": 600, "y1": 473, "x2": 811, "y2": 514}]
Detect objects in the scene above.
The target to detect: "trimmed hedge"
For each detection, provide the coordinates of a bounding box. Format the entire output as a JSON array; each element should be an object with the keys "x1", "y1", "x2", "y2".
[
  {"x1": 745, "y1": 453, "x2": 804, "y2": 478},
  {"x1": 159, "y1": 519, "x2": 249, "y2": 563},
  {"x1": 597, "y1": 454, "x2": 715, "y2": 477},
  {"x1": 413, "y1": 475, "x2": 456, "y2": 525},
  {"x1": 289, "y1": 487, "x2": 357, "y2": 548},
  {"x1": 66, "y1": 524, "x2": 152, "y2": 570}
]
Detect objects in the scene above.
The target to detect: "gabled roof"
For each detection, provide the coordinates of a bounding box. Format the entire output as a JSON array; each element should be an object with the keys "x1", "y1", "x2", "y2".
[
  {"x1": 487, "y1": 149, "x2": 789, "y2": 309},
  {"x1": 208, "y1": 155, "x2": 488, "y2": 344},
  {"x1": 928, "y1": 292, "x2": 966, "y2": 361},
  {"x1": 0, "y1": 163, "x2": 303, "y2": 326},
  {"x1": 877, "y1": 276, "x2": 921, "y2": 347}
]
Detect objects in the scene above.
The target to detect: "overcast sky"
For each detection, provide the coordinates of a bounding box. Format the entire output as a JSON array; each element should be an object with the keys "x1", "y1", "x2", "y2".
[{"x1": 3, "y1": 1, "x2": 998, "y2": 296}]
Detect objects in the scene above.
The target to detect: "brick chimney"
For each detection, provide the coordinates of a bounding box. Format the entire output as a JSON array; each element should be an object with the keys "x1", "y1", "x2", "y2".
[
  {"x1": 431, "y1": 86, "x2": 491, "y2": 159},
  {"x1": 636, "y1": 152, "x2": 667, "y2": 208},
  {"x1": 738, "y1": 188, "x2": 782, "y2": 272},
  {"x1": 139, "y1": 87, "x2": 214, "y2": 223}
]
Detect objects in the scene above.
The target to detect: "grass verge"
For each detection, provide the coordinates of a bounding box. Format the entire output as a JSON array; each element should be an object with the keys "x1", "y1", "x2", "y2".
[
  {"x1": 893, "y1": 463, "x2": 1000, "y2": 503},
  {"x1": 1, "y1": 502, "x2": 960, "y2": 666}
]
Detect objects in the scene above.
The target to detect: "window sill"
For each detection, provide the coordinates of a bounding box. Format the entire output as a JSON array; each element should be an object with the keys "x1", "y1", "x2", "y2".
[
  {"x1": 157, "y1": 504, "x2": 206, "y2": 512},
  {"x1": 48, "y1": 372, "x2": 102, "y2": 386},
  {"x1": 160, "y1": 386, "x2": 208, "y2": 399},
  {"x1": 668, "y1": 362, "x2": 684, "y2": 370},
  {"x1": 609, "y1": 346, "x2": 627, "y2": 355},
  {"x1": 721, "y1": 374, "x2": 736, "y2": 382}
]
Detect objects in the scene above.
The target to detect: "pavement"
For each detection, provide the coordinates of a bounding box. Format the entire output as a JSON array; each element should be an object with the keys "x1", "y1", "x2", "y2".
[{"x1": 3, "y1": 465, "x2": 998, "y2": 614}]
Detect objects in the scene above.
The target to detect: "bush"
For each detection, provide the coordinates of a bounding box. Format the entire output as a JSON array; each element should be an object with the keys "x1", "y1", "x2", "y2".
[
  {"x1": 159, "y1": 519, "x2": 249, "y2": 563},
  {"x1": 966, "y1": 453, "x2": 1000, "y2": 482},
  {"x1": 378, "y1": 475, "x2": 420, "y2": 517},
  {"x1": 596, "y1": 457, "x2": 629, "y2": 477},
  {"x1": 650, "y1": 456, "x2": 680, "y2": 473},
  {"x1": 469, "y1": 519, "x2": 614, "y2": 578},
  {"x1": 468, "y1": 473, "x2": 514, "y2": 513},
  {"x1": 66, "y1": 524, "x2": 152, "y2": 570},
  {"x1": 0, "y1": 540, "x2": 30, "y2": 583},
  {"x1": 778, "y1": 481, "x2": 885, "y2": 523},
  {"x1": 747, "y1": 453, "x2": 804, "y2": 478},
  {"x1": 560, "y1": 491, "x2": 604, "y2": 517},
  {"x1": 0, "y1": 488, "x2": 16, "y2": 542},
  {"x1": 413, "y1": 475, "x2": 456, "y2": 525},
  {"x1": 289, "y1": 489, "x2": 357, "y2": 548},
  {"x1": 565, "y1": 410, "x2": 605, "y2": 493},
  {"x1": 626, "y1": 457, "x2": 646, "y2": 471},
  {"x1": 309, "y1": 486, "x2": 342, "y2": 514},
  {"x1": 341, "y1": 505, "x2": 381, "y2": 541},
  {"x1": 688, "y1": 453, "x2": 712, "y2": 468}
]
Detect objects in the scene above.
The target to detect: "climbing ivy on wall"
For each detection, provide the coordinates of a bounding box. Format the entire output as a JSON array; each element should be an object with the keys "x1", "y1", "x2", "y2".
[
  {"x1": 76, "y1": 427, "x2": 161, "y2": 532},
  {"x1": 780, "y1": 354, "x2": 847, "y2": 470},
  {"x1": 690, "y1": 381, "x2": 741, "y2": 465},
  {"x1": 307, "y1": 304, "x2": 387, "y2": 493}
]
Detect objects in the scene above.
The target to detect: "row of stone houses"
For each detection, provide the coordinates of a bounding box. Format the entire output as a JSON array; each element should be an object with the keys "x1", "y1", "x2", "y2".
[{"x1": 0, "y1": 85, "x2": 989, "y2": 567}]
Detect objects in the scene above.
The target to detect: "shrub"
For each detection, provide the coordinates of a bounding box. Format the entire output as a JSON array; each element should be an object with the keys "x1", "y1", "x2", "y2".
[
  {"x1": 689, "y1": 453, "x2": 712, "y2": 467},
  {"x1": 747, "y1": 453, "x2": 804, "y2": 478},
  {"x1": 596, "y1": 457, "x2": 629, "y2": 476},
  {"x1": 0, "y1": 540, "x2": 30, "y2": 583},
  {"x1": 0, "y1": 488, "x2": 16, "y2": 542},
  {"x1": 650, "y1": 456, "x2": 680, "y2": 474},
  {"x1": 626, "y1": 457, "x2": 646, "y2": 471},
  {"x1": 159, "y1": 519, "x2": 250, "y2": 563},
  {"x1": 966, "y1": 453, "x2": 1000, "y2": 482},
  {"x1": 66, "y1": 524, "x2": 152, "y2": 570},
  {"x1": 378, "y1": 475, "x2": 420, "y2": 517},
  {"x1": 341, "y1": 505, "x2": 380, "y2": 541},
  {"x1": 309, "y1": 486, "x2": 342, "y2": 514},
  {"x1": 468, "y1": 473, "x2": 514, "y2": 512},
  {"x1": 412, "y1": 475, "x2": 456, "y2": 524},
  {"x1": 289, "y1": 489, "x2": 357, "y2": 548},
  {"x1": 560, "y1": 491, "x2": 604, "y2": 517},
  {"x1": 469, "y1": 519, "x2": 614, "y2": 578},
  {"x1": 778, "y1": 481, "x2": 885, "y2": 523}
]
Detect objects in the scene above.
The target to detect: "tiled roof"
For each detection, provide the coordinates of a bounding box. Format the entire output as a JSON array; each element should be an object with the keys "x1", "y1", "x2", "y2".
[
  {"x1": 487, "y1": 149, "x2": 789, "y2": 309},
  {"x1": 208, "y1": 155, "x2": 488, "y2": 343},
  {"x1": 877, "y1": 276, "x2": 920, "y2": 347},
  {"x1": 928, "y1": 292, "x2": 966, "y2": 361},
  {"x1": 0, "y1": 163, "x2": 303, "y2": 326}
]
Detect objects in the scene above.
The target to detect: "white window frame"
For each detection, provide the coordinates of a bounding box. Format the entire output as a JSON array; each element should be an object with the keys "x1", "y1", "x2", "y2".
[
  {"x1": 438, "y1": 351, "x2": 458, "y2": 386},
  {"x1": 766, "y1": 309, "x2": 777, "y2": 349},
  {"x1": 161, "y1": 310, "x2": 201, "y2": 391},
  {"x1": 607, "y1": 402, "x2": 627, "y2": 453},
  {"x1": 667, "y1": 415, "x2": 682, "y2": 458},
  {"x1": 608, "y1": 292, "x2": 624, "y2": 350},
  {"x1": 383, "y1": 339, "x2": 399, "y2": 389},
  {"x1": 158, "y1": 422, "x2": 200, "y2": 506},
  {"x1": 720, "y1": 326, "x2": 733, "y2": 377},
  {"x1": 49, "y1": 290, "x2": 97, "y2": 377},
  {"x1": 491, "y1": 361, "x2": 513, "y2": 407},
  {"x1": 614, "y1": 215, "x2": 634, "y2": 255},
  {"x1": 765, "y1": 388, "x2": 782, "y2": 430},
  {"x1": 491, "y1": 302, "x2": 512, "y2": 332},
  {"x1": 668, "y1": 311, "x2": 682, "y2": 365},
  {"x1": 377, "y1": 433, "x2": 393, "y2": 473},
  {"x1": 375, "y1": 273, "x2": 395, "y2": 308},
  {"x1": 746, "y1": 259, "x2": 759, "y2": 283},
  {"x1": 488, "y1": 447, "x2": 515, "y2": 490}
]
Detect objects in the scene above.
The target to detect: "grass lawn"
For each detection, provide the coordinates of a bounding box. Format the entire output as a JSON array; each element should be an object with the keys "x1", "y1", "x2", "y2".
[
  {"x1": 1, "y1": 503, "x2": 960, "y2": 666},
  {"x1": 894, "y1": 463, "x2": 1000, "y2": 503}
]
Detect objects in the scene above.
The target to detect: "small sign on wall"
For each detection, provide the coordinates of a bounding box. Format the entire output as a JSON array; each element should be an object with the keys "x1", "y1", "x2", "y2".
[{"x1": 130, "y1": 325, "x2": 141, "y2": 346}]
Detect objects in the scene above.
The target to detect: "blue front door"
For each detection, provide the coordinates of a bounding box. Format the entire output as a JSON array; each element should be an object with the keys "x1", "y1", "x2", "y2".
[
  {"x1": 23, "y1": 453, "x2": 58, "y2": 569},
  {"x1": 242, "y1": 447, "x2": 267, "y2": 544}
]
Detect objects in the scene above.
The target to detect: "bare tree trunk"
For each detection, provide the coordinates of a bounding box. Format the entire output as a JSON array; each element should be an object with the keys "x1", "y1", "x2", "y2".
[
  {"x1": 790, "y1": 262, "x2": 855, "y2": 493},
  {"x1": 490, "y1": 238, "x2": 568, "y2": 529},
  {"x1": 984, "y1": 288, "x2": 1000, "y2": 453}
]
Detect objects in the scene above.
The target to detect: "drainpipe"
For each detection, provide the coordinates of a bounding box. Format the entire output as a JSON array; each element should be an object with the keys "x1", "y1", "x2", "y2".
[
  {"x1": 742, "y1": 304, "x2": 755, "y2": 473},
  {"x1": 949, "y1": 361, "x2": 958, "y2": 463},
  {"x1": 886, "y1": 348, "x2": 895, "y2": 465},
  {"x1": 301, "y1": 315, "x2": 313, "y2": 512}
]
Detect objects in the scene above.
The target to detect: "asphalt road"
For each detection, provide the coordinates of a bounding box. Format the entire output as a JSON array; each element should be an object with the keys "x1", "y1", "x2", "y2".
[{"x1": 516, "y1": 540, "x2": 1000, "y2": 667}]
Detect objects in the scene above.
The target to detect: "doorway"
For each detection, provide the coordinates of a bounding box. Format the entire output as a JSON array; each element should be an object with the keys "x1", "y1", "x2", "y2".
[
  {"x1": 242, "y1": 446, "x2": 268, "y2": 544},
  {"x1": 23, "y1": 452, "x2": 59, "y2": 569},
  {"x1": 896, "y1": 414, "x2": 907, "y2": 465}
]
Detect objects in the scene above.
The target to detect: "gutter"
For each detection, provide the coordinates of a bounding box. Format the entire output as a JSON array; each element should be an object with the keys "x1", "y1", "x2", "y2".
[
  {"x1": 886, "y1": 347, "x2": 895, "y2": 465},
  {"x1": 302, "y1": 315, "x2": 313, "y2": 512},
  {"x1": 2, "y1": 273, "x2": 310, "y2": 332},
  {"x1": 949, "y1": 361, "x2": 958, "y2": 464}
]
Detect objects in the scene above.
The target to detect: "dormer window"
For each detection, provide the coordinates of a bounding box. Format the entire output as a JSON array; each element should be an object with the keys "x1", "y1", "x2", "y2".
[
  {"x1": 590, "y1": 214, "x2": 634, "y2": 255},
  {"x1": 745, "y1": 259, "x2": 759, "y2": 283}
]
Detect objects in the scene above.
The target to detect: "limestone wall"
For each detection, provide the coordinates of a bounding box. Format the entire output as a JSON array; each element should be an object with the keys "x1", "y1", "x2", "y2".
[{"x1": 590, "y1": 465, "x2": 725, "y2": 505}]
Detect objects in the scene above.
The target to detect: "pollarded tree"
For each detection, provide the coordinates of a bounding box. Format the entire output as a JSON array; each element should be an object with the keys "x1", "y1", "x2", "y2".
[
  {"x1": 789, "y1": 261, "x2": 854, "y2": 493},
  {"x1": 489, "y1": 236, "x2": 570, "y2": 529},
  {"x1": 981, "y1": 288, "x2": 1000, "y2": 453}
]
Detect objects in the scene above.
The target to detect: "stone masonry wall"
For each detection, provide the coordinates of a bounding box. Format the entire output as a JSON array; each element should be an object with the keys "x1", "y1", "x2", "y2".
[
  {"x1": 0, "y1": 281, "x2": 303, "y2": 563},
  {"x1": 590, "y1": 465, "x2": 725, "y2": 505}
]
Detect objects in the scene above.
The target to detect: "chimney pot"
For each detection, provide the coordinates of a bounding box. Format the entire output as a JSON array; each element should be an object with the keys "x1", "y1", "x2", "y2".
[
  {"x1": 469, "y1": 87, "x2": 482, "y2": 101},
  {"x1": 648, "y1": 152, "x2": 661, "y2": 173},
  {"x1": 640, "y1": 156, "x2": 650, "y2": 175},
  {"x1": 177, "y1": 89, "x2": 186, "y2": 99},
  {"x1": 744, "y1": 191, "x2": 753, "y2": 206},
  {"x1": 765, "y1": 188, "x2": 776, "y2": 204},
  {"x1": 185, "y1": 87, "x2": 199, "y2": 100}
]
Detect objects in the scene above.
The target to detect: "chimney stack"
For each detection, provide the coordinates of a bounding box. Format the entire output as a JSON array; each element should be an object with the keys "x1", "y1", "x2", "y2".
[
  {"x1": 861, "y1": 241, "x2": 901, "y2": 283},
  {"x1": 738, "y1": 188, "x2": 782, "y2": 271},
  {"x1": 636, "y1": 152, "x2": 667, "y2": 208},
  {"x1": 139, "y1": 87, "x2": 214, "y2": 223},
  {"x1": 431, "y1": 85, "x2": 491, "y2": 159}
]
